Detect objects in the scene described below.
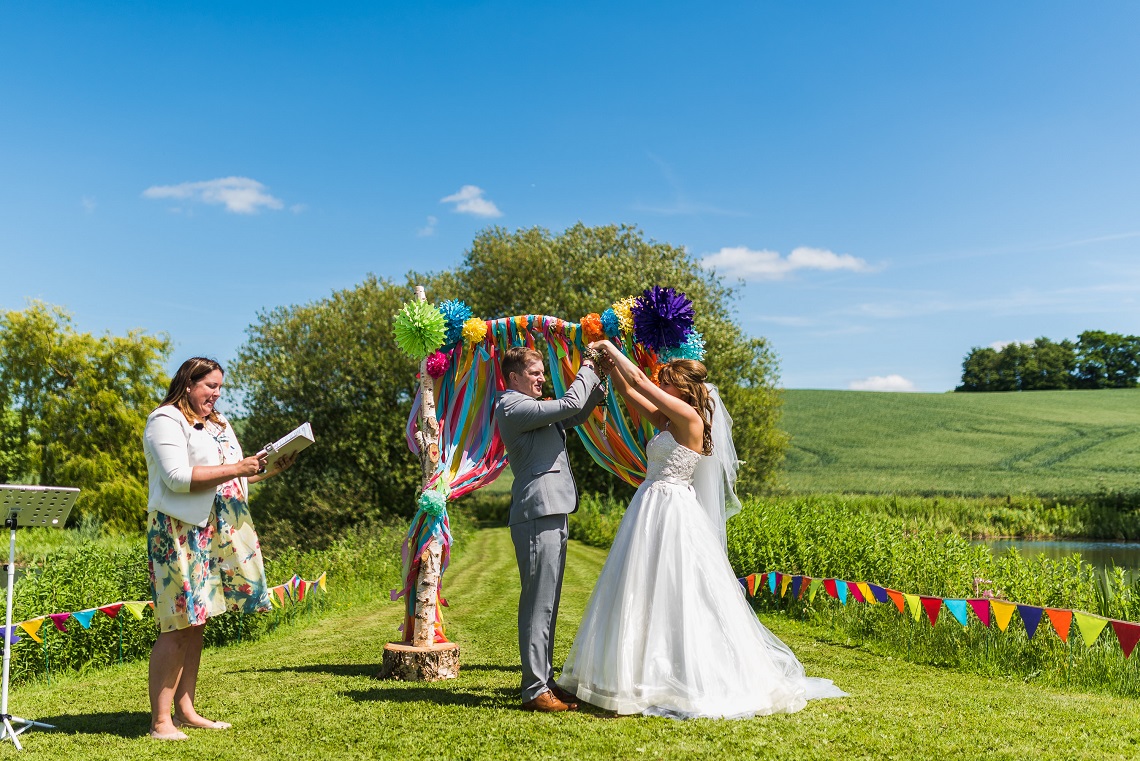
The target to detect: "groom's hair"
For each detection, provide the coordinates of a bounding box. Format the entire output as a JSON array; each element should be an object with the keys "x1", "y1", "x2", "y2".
[{"x1": 501, "y1": 346, "x2": 543, "y2": 385}]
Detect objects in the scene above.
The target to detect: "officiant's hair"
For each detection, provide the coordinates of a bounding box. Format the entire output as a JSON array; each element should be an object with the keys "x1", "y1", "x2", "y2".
[
  {"x1": 160, "y1": 357, "x2": 227, "y2": 429},
  {"x1": 658, "y1": 360, "x2": 713, "y2": 455},
  {"x1": 501, "y1": 346, "x2": 543, "y2": 385}
]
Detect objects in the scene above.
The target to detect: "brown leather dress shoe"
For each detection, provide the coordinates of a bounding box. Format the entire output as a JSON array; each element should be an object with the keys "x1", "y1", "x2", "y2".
[
  {"x1": 521, "y1": 691, "x2": 569, "y2": 713},
  {"x1": 548, "y1": 684, "x2": 580, "y2": 710}
]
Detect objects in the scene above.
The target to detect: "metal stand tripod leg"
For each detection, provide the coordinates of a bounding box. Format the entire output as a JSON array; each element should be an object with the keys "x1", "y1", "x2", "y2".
[{"x1": 0, "y1": 519, "x2": 54, "y2": 749}]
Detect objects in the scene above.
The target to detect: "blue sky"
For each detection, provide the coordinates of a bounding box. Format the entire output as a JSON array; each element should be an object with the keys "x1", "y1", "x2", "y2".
[{"x1": 2, "y1": 2, "x2": 1138, "y2": 392}]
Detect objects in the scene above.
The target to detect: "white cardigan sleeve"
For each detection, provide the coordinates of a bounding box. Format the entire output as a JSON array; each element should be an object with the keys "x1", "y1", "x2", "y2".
[{"x1": 144, "y1": 411, "x2": 194, "y2": 493}]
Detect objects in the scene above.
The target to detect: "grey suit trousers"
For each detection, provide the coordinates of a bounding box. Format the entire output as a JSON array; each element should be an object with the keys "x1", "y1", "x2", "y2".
[{"x1": 511, "y1": 513, "x2": 569, "y2": 702}]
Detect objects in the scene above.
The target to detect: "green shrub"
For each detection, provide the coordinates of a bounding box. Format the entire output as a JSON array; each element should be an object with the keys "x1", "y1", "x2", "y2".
[
  {"x1": 727, "y1": 496, "x2": 1140, "y2": 696},
  {"x1": 4, "y1": 521, "x2": 406, "y2": 686}
]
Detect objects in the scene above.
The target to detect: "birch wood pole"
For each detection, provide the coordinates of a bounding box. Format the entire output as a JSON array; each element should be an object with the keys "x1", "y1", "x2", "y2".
[{"x1": 411, "y1": 285, "x2": 444, "y2": 647}]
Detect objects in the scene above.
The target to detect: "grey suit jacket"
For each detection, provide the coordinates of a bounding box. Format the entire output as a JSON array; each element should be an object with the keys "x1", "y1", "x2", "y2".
[{"x1": 494, "y1": 366, "x2": 604, "y2": 526}]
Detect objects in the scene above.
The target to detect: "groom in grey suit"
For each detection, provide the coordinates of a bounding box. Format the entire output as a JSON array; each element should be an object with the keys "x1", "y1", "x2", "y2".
[{"x1": 494, "y1": 345, "x2": 604, "y2": 712}]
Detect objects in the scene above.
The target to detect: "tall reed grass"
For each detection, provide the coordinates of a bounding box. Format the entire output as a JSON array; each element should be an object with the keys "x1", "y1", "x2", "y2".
[{"x1": 569, "y1": 492, "x2": 1140, "y2": 696}]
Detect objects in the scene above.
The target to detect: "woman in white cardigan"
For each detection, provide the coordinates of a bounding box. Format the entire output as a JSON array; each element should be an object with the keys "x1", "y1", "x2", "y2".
[{"x1": 142, "y1": 357, "x2": 292, "y2": 740}]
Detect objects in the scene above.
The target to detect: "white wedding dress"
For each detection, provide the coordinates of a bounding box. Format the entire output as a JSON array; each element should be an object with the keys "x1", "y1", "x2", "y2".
[{"x1": 559, "y1": 430, "x2": 846, "y2": 718}]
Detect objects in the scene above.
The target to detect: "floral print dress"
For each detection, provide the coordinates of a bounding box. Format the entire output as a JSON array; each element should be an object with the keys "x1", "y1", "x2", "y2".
[{"x1": 147, "y1": 418, "x2": 272, "y2": 632}]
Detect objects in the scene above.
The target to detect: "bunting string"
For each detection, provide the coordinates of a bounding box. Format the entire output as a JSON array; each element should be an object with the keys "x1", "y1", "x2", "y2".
[
  {"x1": 6, "y1": 571, "x2": 328, "y2": 646},
  {"x1": 738, "y1": 570, "x2": 1140, "y2": 658}
]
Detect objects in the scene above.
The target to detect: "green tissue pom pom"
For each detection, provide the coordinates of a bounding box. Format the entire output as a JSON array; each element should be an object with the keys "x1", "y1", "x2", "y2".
[
  {"x1": 394, "y1": 300, "x2": 447, "y2": 361},
  {"x1": 418, "y1": 489, "x2": 448, "y2": 518}
]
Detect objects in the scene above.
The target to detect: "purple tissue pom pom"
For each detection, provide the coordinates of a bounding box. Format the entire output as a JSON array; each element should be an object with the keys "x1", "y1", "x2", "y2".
[{"x1": 631, "y1": 286, "x2": 695, "y2": 352}]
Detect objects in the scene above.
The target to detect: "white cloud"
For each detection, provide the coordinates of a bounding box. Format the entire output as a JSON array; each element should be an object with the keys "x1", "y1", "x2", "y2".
[
  {"x1": 289, "y1": 203, "x2": 308, "y2": 214},
  {"x1": 80, "y1": 196, "x2": 96, "y2": 213},
  {"x1": 988, "y1": 339, "x2": 1034, "y2": 351},
  {"x1": 142, "y1": 176, "x2": 284, "y2": 214},
  {"x1": 440, "y1": 185, "x2": 502, "y2": 218},
  {"x1": 848, "y1": 374, "x2": 919, "y2": 392},
  {"x1": 701, "y1": 246, "x2": 871, "y2": 280},
  {"x1": 417, "y1": 215, "x2": 439, "y2": 237}
]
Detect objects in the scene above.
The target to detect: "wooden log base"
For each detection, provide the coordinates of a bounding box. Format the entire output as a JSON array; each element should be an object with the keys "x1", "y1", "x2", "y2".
[{"x1": 377, "y1": 642, "x2": 461, "y2": 682}]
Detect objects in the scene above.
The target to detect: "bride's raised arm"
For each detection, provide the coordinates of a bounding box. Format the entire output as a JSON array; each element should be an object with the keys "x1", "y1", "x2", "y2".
[{"x1": 589, "y1": 340, "x2": 701, "y2": 440}]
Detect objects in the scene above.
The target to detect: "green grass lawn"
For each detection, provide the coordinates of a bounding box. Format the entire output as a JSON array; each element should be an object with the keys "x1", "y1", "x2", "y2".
[
  {"x1": 781, "y1": 388, "x2": 1140, "y2": 496},
  {"x1": 6, "y1": 527, "x2": 1138, "y2": 760}
]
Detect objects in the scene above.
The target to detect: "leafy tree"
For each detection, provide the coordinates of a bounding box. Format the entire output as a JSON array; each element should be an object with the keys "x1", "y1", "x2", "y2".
[
  {"x1": 1075, "y1": 330, "x2": 1140, "y2": 389},
  {"x1": 427, "y1": 223, "x2": 787, "y2": 495},
  {"x1": 1022, "y1": 338, "x2": 1076, "y2": 390},
  {"x1": 958, "y1": 332, "x2": 1138, "y2": 392},
  {"x1": 956, "y1": 347, "x2": 1000, "y2": 392},
  {"x1": 231, "y1": 276, "x2": 422, "y2": 547},
  {"x1": 0, "y1": 302, "x2": 170, "y2": 531},
  {"x1": 235, "y1": 225, "x2": 788, "y2": 545}
]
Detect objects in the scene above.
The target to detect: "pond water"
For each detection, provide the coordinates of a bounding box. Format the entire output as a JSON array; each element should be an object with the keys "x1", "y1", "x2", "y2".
[{"x1": 980, "y1": 538, "x2": 1140, "y2": 572}]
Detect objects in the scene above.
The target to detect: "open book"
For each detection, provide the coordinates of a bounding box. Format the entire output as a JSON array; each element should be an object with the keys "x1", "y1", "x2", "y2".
[{"x1": 261, "y1": 422, "x2": 315, "y2": 471}]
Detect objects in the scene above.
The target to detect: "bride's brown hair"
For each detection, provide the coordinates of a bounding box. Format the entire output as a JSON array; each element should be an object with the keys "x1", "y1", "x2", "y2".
[{"x1": 656, "y1": 359, "x2": 714, "y2": 455}]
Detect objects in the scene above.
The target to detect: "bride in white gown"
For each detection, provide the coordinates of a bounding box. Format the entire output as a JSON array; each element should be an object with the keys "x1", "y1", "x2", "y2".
[{"x1": 558, "y1": 342, "x2": 845, "y2": 718}]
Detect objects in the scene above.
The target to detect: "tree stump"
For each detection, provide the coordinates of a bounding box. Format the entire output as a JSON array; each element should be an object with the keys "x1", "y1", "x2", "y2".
[{"x1": 378, "y1": 642, "x2": 461, "y2": 681}]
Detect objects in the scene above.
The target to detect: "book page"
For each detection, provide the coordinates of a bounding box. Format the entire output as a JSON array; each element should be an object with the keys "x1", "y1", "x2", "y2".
[{"x1": 264, "y1": 422, "x2": 314, "y2": 470}]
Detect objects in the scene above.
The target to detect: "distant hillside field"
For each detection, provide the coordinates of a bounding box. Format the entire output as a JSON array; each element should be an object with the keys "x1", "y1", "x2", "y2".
[{"x1": 780, "y1": 388, "x2": 1140, "y2": 496}]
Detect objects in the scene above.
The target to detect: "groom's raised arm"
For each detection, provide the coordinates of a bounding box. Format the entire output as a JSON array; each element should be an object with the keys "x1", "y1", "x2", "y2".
[{"x1": 497, "y1": 366, "x2": 602, "y2": 435}]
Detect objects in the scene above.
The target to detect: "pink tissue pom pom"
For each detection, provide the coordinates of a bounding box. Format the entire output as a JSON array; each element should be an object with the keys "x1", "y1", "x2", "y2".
[{"x1": 425, "y1": 350, "x2": 450, "y2": 378}]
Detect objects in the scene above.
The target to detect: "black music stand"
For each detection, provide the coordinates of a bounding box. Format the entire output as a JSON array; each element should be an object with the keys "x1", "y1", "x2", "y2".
[{"x1": 0, "y1": 485, "x2": 78, "y2": 750}]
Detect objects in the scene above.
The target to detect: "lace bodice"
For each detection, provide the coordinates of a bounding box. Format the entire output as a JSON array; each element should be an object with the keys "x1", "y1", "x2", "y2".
[{"x1": 644, "y1": 431, "x2": 702, "y2": 486}]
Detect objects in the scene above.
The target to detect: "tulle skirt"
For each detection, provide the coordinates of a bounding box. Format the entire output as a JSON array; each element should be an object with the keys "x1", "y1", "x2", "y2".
[{"x1": 559, "y1": 479, "x2": 846, "y2": 718}]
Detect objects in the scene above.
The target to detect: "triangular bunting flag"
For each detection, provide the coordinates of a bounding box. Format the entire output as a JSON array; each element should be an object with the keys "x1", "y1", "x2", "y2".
[
  {"x1": 1074, "y1": 612, "x2": 1109, "y2": 647},
  {"x1": 836, "y1": 580, "x2": 848, "y2": 605},
  {"x1": 823, "y1": 578, "x2": 838, "y2": 599},
  {"x1": 1046, "y1": 608, "x2": 1073, "y2": 643},
  {"x1": 779, "y1": 574, "x2": 791, "y2": 598},
  {"x1": 18, "y1": 618, "x2": 44, "y2": 644},
  {"x1": 99, "y1": 603, "x2": 123, "y2": 619},
  {"x1": 317, "y1": 572, "x2": 327, "y2": 591},
  {"x1": 757, "y1": 572, "x2": 768, "y2": 594},
  {"x1": 297, "y1": 580, "x2": 307, "y2": 602},
  {"x1": 904, "y1": 593, "x2": 922, "y2": 621},
  {"x1": 274, "y1": 586, "x2": 287, "y2": 606},
  {"x1": 0, "y1": 626, "x2": 20, "y2": 645},
  {"x1": 848, "y1": 583, "x2": 866, "y2": 604},
  {"x1": 48, "y1": 613, "x2": 70, "y2": 633},
  {"x1": 1111, "y1": 620, "x2": 1140, "y2": 658},
  {"x1": 991, "y1": 600, "x2": 1017, "y2": 632},
  {"x1": 71, "y1": 609, "x2": 96, "y2": 629},
  {"x1": 124, "y1": 601, "x2": 149, "y2": 620},
  {"x1": 808, "y1": 578, "x2": 822, "y2": 602},
  {"x1": 856, "y1": 582, "x2": 875, "y2": 604},
  {"x1": 920, "y1": 596, "x2": 942, "y2": 626},
  {"x1": 944, "y1": 599, "x2": 969, "y2": 628},
  {"x1": 887, "y1": 589, "x2": 906, "y2": 614},
  {"x1": 1017, "y1": 605, "x2": 1044, "y2": 639},
  {"x1": 968, "y1": 599, "x2": 991, "y2": 627},
  {"x1": 790, "y1": 576, "x2": 803, "y2": 600},
  {"x1": 868, "y1": 584, "x2": 890, "y2": 604},
  {"x1": 738, "y1": 577, "x2": 748, "y2": 592},
  {"x1": 768, "y1": 572, "x2": 778, "y2": 595},
  {"x1": 746, "y1": 574, "x2": 757, "y2": 597}
]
